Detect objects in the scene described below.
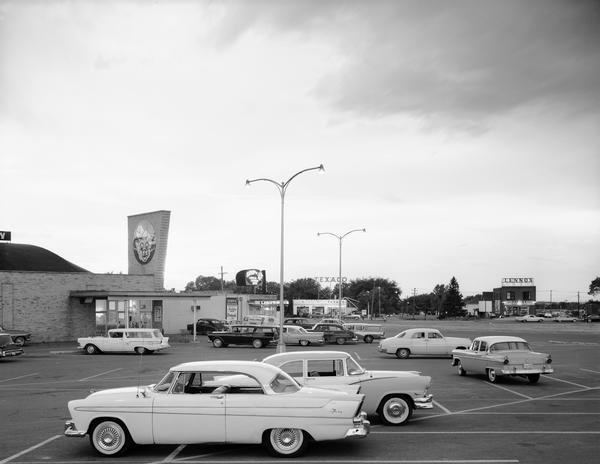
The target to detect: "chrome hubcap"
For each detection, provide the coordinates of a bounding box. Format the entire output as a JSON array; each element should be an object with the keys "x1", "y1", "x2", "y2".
[
  {"x1": 272, "y1": 428, "x2": 301, "y2": 453},
  {"x1": 96, "y1": 425, "x2": 122, "y2": 451},
  {"x1": 386, "y1": 401, "x2": 405, "y2": 417}
]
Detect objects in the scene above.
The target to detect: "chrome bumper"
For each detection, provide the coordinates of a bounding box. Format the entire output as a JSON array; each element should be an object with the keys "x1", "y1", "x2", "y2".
[
  {"x1": 500, "y1": 366, "x2": 554, "y2": 375},
  {"x1": 345, "y1": 412, "x2": 370, "y2": 438},
  {"x1": 414, "y1": 394, "x2": 434, "y2": 409},
  {"x1": 64, "y1": 420, "x2": 86, "y2": 438}
]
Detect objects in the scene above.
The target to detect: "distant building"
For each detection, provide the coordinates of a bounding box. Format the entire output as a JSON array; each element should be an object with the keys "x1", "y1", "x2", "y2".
[{"x1": 492, "y1": 277, "x2": 536, "y2": 316}]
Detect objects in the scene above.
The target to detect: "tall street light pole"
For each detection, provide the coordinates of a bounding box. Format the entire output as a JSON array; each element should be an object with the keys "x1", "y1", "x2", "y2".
[
  {"x1": 246, "y1": 164, "x2": 324, "y2": 353},
  {"x1": 317, "y1": 228, "x2": 366, "y2": 319}
]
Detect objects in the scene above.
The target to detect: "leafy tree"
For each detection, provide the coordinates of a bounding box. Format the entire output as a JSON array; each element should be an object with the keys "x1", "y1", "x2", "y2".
[
  {"x1": 441, "y1": 276, "x2": 464, "y2": 317},
  {"x1": 346, "y1": 277, "x2": 402, "y2": 314},
  {"x1": 432, "y1": 284, "x2": 446, "y2": 315},
  {"x1": 287, "y1": 278, "x2": 321, "y2": 300},
  {"x1": 589, "y1": 277, "x2": 600, "y2": 297},
  {"x1": 184, "y1": 275, "x2": 237, "y2": 292}
]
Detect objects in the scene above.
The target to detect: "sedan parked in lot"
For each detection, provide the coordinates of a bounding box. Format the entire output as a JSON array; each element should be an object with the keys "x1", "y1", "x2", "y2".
[
  {"x1": 0, "y1": 333, "x2": 24, "y2": 358},
  {"x1": 343, "y1": 323, "x2": 385, "y2": 343},
  {"x1": 553, "y1": 314, "x2": 578, "y2": 323},
  {"x1": 262, "y1": 350, "x2": 433, "y2": 425},
  {"x1": 451, "y1": 336, "x2": 553, "y2": 384},
  {"x1": 309, "y1": 323, "x2": 357, "y2": 345},
  {"x1": 378, "y1": 328, "x2": 471, "y2": 359},
  {"x1": 78, "y1": 328, "x2": 170, "y2": 355},
  {"x1": 281, "y1": 325, "x2": 324, "y2": 346},
  {"x1": 516, "y1": 314, "x2": 545, "y2": 323},
  {"x1": 65, "y1": 360, "x2": 369, "y2": 457},
  {"x1": 0, "y1": 325, "x2": 31, "y2": 346},
  {"x1": 208, "y1": 324, "x2": 278, "y2": 348}
]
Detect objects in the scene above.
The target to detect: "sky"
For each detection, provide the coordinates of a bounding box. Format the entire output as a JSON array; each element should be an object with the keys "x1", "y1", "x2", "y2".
[{"x1": 1, "y1": 0, "x2": 599, "y2": 302}]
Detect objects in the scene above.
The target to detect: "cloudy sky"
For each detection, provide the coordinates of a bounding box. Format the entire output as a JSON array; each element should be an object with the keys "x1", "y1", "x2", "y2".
[{"x1": 1, "y1": 0, "x2": 599, "y2": 301}]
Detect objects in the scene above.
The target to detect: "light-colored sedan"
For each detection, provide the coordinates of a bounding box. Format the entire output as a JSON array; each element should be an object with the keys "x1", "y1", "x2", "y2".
[
  {"x1": 378, "y1": 328, "x2": 471, "y2": 359},
  {"x1": 282, "y1": 325, "x2": 324, "y2": 346},
  {"x1": 263, "y1": 350, "x2": 433, "y2": 425},
  {"x1": 516, "y1": 314, "x2": 545, "y2": 323},
  {"x1": 77, "y1": 328, "x2": 170, "y2": 355},
  {"x1": 65, "y1": 360, "x2": 369, "y2": 458},
  {"x1": 451, "y1": 336, "x2": 553, "y2": 384},
  {"x1": 553, "y1": 315, "x2": 578, "y2": 323}
]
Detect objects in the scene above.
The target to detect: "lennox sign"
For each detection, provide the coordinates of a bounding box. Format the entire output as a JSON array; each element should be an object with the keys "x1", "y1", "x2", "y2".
[{"x1": 502, "y1": 277, "x2": 534, "y2": 286}]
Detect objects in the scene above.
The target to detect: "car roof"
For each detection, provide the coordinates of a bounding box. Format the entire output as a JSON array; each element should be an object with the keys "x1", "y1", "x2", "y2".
[
  {"x1": 108, "y1": 328, "x2": 157, "y2": 332},
  {"x1": 169, "y1": 360, "x2": 283, "y2": 382},
  {"x1": 402, "y1": 328, "x2": 441, "y2": 332},
  {"x1": 263, "y1": 350, "x2": 352, "y2": 364},
  {"x1": 474, "y1": 336, "x2": 526, "y2": 343}
]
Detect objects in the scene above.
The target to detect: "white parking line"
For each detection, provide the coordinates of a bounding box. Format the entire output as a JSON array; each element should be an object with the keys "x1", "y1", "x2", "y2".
[
  {"x1": 484, "y1": 381, "x2": 532, "y2": 400},
  {"x1": 0, "y1": 373, "x2": 38, "y2": 383},
  {"x1": 544, "y1": 375, "x2": 591, "y2": 389},
  {"x1": 162, "y1": 444, "x2": 186, "y2": 462},
  {"x1": 78, "y1": 368, "x2": 123, "y2": 381},
  {"x1": 0, "y1": 434, "x2": 61, "y2": 464},
  {"x1": 433, "y1": 400, "x2": 452, "y2": 414},
  {"x1": 371, "y1": 431, "x2": 600, "y2": 435},
  {"x1": 581, "y1": 368, "x2": 600, "y2": 374},
  {"x1": 171, "y1": 460, "x2": 520, "y2": 464}
]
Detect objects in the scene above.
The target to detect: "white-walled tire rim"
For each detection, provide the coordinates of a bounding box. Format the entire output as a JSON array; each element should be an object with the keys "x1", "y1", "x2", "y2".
[
  {"x1": 269, "y1": 428, "x2": 304, "y2": 455},
  {"x1": 91, "y1": 421, "x2": 128, "y2": 455},
  {"x1": 487, "y1": 369, "x2": 497, "y2": 383},
  {"x1": 380, "y1": 396, "x2": 411, "y2": 425}
]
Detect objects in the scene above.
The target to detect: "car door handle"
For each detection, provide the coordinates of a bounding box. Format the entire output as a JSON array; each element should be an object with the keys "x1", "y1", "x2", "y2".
[{"x1": 210, "y1": 395, "x2": 224, "y2": 399}]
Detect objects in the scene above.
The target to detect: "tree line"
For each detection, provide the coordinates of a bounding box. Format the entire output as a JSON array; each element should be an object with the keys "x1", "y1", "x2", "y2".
[{"x1": 184, "y1": 275, "x2": 469, "y2": 317}]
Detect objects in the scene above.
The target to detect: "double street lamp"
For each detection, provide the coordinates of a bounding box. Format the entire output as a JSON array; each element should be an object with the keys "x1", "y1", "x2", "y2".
[
  {"x1": 317, "y1": 228, "x2": 366, "y2": 319},
  {"x1": 246, "y1": 164, "x2": 324, "y2": 353}
]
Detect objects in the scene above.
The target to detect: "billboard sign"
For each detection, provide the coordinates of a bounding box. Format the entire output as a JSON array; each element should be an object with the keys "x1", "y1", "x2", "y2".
[{"x1": 0, "y1": 231, "x2": 11, "y2": 241}]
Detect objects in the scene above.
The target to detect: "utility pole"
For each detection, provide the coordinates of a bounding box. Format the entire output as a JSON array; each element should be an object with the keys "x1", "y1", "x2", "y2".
[
  {"x1": 413, "y1": 288, "x2": 417, "y2": 317},
  {"x1": 218, "y1": 266, "x2": 228, "y2": 292}
]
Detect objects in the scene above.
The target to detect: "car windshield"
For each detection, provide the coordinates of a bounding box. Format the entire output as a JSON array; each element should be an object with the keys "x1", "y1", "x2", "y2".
[
  {"x1": 270, "y1": 372, "x2": 300, "y2": 393},
  {"x1": 347, "y1": 356, "x2": 365, "y2": 375},
  {"x1": 154, "y1": 371, "x2": 176, "y2": 392},
  {"x1": 490, "y1": 341, "x2": 532, "y2": 352}
]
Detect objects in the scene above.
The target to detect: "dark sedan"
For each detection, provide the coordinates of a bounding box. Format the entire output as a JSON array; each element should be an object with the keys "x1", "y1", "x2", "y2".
[
  {"x1": 0, "y1": 325, "x2": 31, "y2": 346},
  {"x1": 309, "y1": 323, "x2": 357, "y2": 345},
  {"x1": 0, "y1": 333, "x2": 24, "y2": 358},
  {"x1": 208, "y1": 324, "x2": 279, "y2": 348}
]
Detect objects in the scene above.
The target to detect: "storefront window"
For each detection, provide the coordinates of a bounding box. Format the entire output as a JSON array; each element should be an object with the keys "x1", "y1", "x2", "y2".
[{"x1": 95, "y1": 300, "x2": 108, "y2": 335}]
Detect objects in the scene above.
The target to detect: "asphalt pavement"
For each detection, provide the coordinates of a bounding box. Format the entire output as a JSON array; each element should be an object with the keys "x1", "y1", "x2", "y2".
[{"x1": 0, "y1": 318, "x2": 598, "y2": 464}]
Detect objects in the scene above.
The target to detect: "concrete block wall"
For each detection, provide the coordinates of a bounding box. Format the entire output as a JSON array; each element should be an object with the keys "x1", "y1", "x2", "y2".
[{"x1": 0, "y1": 271, "x2": 154, "y2": 342}]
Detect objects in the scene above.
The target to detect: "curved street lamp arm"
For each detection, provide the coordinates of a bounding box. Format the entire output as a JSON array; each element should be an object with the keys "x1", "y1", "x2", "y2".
[
  {"x1": 245, "y1": 178, "x2": 284, "y2": 191},
  {"x1": 341, "y1": 228, "x2": 367, "y2": 240},
  {"x1": 317, "y1": 231, "x2": 342, "y2": 240},
  {"x1": 282, "y1": 164, "x2": 324, "y2": 192}
]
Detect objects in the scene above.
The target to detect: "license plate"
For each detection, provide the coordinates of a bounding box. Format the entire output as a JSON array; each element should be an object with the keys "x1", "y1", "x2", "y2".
[{"x1": 524, "y1": 363, "x2": 533, "y2": 369}]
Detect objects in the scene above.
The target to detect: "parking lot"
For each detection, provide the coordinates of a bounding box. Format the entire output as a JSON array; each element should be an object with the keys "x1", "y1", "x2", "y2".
[{"x1": 1, "y1": 319, "x2": 599, "y2": 464}]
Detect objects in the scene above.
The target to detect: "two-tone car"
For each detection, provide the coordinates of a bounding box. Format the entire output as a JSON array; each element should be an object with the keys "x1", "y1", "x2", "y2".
[
  {"x1": 343, "y1": 323, "x2": 385, "y2": 344},
  {"x1": 309, "y1": 323, "x2": 357, "y2": 345},
  {"x1": 451, "y1": 335, "x2": 553, "y2": 384},
  {"x1": 0, "y1": 325, "x2": 31, "y2": 346},
  {"x1": 281, "y1": 325, "x2": 324, "y2": 346},
  {"x1": 208, "y1": 324, "x2": 279, "y2": 348},
  {"x1": 262, "y1": 350, "x2": 433, "y2": 425},
  {"x1": 378, "y1": 328, "x2": 471, "y2": 359},
  {"x1": 78, "y1": 328, "x2": 170, "y2": 355},
  {"x1": 65, "y1": 360, "x2": 369, "y2": 457}
]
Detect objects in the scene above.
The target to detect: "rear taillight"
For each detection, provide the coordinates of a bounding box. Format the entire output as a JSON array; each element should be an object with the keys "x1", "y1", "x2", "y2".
[
  {"x1": 355, "y1": 397, "x2": 365, "y2": 417},
  {"x1": 503, "y1": 357, "x2": 509, "y2": 365},
  {"x1": 546, "y1": 357, "x2": 552, "y2": 364}
]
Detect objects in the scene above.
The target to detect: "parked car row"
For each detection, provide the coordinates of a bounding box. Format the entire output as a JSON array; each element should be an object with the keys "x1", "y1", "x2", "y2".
[
  {"x1": 0, "y1": 324, "x2": 31, "y2": 346},
  {"x1": 61, "y1": 321, "x2": 556, "y2": 458}
]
